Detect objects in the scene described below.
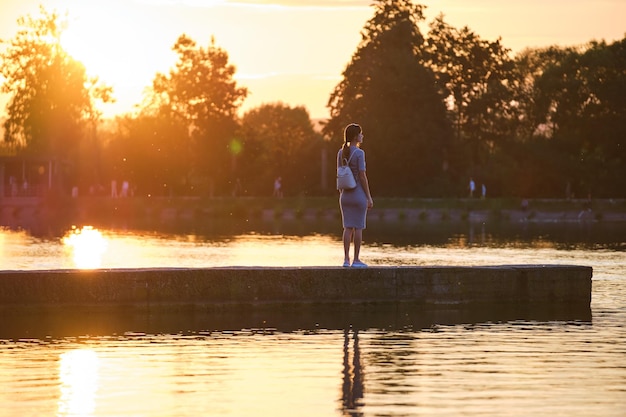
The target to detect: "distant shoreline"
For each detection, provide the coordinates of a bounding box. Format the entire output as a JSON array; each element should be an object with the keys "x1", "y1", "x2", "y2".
[{"x1": 2, "y1": 196, "x2": 626, "y2": 228}]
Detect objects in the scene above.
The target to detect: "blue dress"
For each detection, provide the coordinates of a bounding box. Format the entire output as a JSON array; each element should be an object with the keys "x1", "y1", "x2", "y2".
[{"x1": 338, "y1": 146, "x2": 368, "y2": 229}]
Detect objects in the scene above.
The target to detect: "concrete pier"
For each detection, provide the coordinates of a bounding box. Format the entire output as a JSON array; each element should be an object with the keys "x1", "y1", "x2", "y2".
[
  {"x1": 0, "y1": 266, "x2": 592, "y2": 338},
  {"x1": 0, "y1": 265, "x2": 591, "y2": 308}
]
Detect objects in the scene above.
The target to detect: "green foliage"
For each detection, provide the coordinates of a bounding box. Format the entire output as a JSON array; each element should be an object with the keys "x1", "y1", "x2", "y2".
[
  {"x1": 240, "y1": 103, "x2": 324, "y2": 196},
  {"x1": 505, "y1": 39, "x2": 626, "y2": 197},
  {"x1": 424, "y1": 14, "x2": 515, "y2": 184},
  {"x1": 0, "y1": 6, "x2": 111, "y2": 167},
  {"x1": 325, "y1": 0, "x2": 453, "y2": 196},
  {"x1": 325, "y1": 0, "x2": 625, "y2": 198},
  {"x1": 102, "y1": 111, "x2": 191, "y2": 197},
  {"x1": 2, "y1": 3, "x2": 625, "y2": 199},
  {"x1": 0, "y1": 6, "x2": 114, "y2": 194},
  {"x1": 146, "y1": 34, "x2": 248, "y2": 195}
]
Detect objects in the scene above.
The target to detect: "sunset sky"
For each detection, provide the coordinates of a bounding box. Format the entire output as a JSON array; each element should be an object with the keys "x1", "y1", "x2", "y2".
[{"x1": 0, "y1": 0, "x2": 624, "y2": 120}]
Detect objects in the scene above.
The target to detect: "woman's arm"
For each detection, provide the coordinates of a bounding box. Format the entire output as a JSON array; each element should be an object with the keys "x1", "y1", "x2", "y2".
[{"x1": 359, "y1": 171, "x2": 374, "y2": 209}]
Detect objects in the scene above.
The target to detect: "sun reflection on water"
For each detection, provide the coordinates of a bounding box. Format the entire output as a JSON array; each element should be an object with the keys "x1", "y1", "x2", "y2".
[
  {"x1": 62, "y1": 226, "x2": 108, "y2": 269},
  {"x1": 58, "y1": 349, "x2": 99, "y2": 417}
]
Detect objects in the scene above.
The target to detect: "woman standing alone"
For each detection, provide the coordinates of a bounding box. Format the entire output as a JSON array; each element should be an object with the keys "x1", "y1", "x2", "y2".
[{"x1": 338, "y1": 123, "x2": 374, "y2": 268}]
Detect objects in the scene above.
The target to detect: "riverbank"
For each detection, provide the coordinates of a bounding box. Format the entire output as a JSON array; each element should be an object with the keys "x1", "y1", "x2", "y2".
[{"x1": 2, "y1": 196, "x2": 626, "y2": 230}]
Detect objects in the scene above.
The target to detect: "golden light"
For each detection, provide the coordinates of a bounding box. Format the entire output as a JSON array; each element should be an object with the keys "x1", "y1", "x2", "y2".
[
  {"x1": 63, "y1": 226, "x2": 108, "y2": 269},
  {"x1": 58, "y1": 349, "x2": 99, "y2": 417},
  {"x1": 57, "y1": 0, "x2": 178, "y2": 117}
]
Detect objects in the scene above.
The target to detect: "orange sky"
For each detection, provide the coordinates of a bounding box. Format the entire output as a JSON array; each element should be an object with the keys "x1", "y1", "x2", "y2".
[{"x1": 1, "y1": 0, "x2": 624, "y2": 120}]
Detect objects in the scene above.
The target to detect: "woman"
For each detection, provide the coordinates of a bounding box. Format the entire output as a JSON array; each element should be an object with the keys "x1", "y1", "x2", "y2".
[{"x1": 338, "y1": 123, "x2": 374, "y2": 268}]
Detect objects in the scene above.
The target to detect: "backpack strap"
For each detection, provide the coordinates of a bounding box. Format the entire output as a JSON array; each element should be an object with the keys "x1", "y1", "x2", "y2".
[{"x1": 342, "y1": 150, "x2": 355, "y2": 166}]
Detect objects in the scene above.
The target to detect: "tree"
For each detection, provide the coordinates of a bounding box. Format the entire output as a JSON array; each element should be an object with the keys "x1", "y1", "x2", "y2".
[
  {"x1": 0, "y1": 6, "x2": 111, "y2": 161},
  {"x1": 495, "y1": 46, "x2": 582, "y2": 197},
  {"x1": 581, "y1": 39, "x2": 626, "y2": 197},
  {"x1": 424, "y1": 15, "x2": 514, "y2": 182},
  {"x1": 147, "y1": 34, "x2": 247, "y2": 196},
  {"x1": 103, "y1": 111, "x2": 191, "y2": 197},
  {"x1": 325, "y1": 0, "x2": 453, "y2": 196},
  {"x1": 508, "y1": 46, "x2": 572, "y2": 142},
  {"x1": 530, "y1": 39, "x2": 626, "y2": 197},
  {"x1": 240, "y1": 103, "x2": 323, "y2": 196}
]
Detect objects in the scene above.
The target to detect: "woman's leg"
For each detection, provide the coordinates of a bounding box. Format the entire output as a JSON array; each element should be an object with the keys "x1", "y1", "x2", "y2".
[
  {"x1": 353, "y1": 228, "x2": 363, "y2": 262},
  {"x1": 343, "y1": 227, "x2": 354, "y2": 263}
]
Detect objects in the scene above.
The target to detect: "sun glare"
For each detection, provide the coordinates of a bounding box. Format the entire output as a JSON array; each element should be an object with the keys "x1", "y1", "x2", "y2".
[
  {"x1": 58, "y1": 0, "x2": 178, "y2": 116},
  {"x1": 63, "y1": 226, "x2": 108, "y2": 269}
]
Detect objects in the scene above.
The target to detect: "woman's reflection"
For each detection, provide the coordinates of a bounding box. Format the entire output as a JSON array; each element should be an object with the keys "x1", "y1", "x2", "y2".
[{"x1": 342, "y1": 328, "x2": 364, "y2": 416}]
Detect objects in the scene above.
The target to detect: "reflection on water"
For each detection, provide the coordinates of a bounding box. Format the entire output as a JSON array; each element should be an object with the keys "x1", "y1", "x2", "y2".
[
  {"x1": 342, "y1": 329, "x2": 363, "y2": 415},
  {"x1": 0, "y1": 220, "x2": 624, "y2": 270},
  {"x1": 59, "y1": 349, "x2": 99, "y2": 417},
  {"x1": 1, "y1": 227, "x2": 343, "y2": 270},
  {"x1": 1, "y1": 320, "x2": 624, "y2": 417},
  {"x1": 62, "y1": 226, "x2": 107, "y2": 269},
  {"x1": 0, "y1": 221, "x2": 624, "y2": 416}
]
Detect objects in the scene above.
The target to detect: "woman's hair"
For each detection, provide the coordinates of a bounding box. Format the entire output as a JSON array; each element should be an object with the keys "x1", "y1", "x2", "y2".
[{"x1": 342, "y1": 123, "x2": 361, "y2": 160}]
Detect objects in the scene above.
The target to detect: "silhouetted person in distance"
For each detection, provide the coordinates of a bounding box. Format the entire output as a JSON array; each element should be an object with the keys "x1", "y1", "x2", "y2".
[
  {"x1": 338, "y1": 123, "x2": 373, "y2": 268},
  {"x1": 120, "y1": 180, "x2": 129, "y2": 197},
  {"x1": 111, "y1": 179, "x2": 118, "y2": 198},
  {"x1": 273, "y1": 176, "x2": 282, "y2": 197}
]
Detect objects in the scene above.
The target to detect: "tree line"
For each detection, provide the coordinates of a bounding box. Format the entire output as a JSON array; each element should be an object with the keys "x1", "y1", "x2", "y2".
[{"x1": 1, "y1": 2, "x2": 624, "y2": 199}]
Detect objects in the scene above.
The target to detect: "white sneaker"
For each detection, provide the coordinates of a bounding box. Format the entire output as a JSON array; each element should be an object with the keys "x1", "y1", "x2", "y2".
[{"x1": 351, "y1": 260, "x2": 367, "y2": 268}]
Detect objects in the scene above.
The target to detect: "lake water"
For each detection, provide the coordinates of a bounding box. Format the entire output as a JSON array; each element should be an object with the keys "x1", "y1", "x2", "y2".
[{"x1": 0, "y1": 219, "x2": 625, "y2": 416}]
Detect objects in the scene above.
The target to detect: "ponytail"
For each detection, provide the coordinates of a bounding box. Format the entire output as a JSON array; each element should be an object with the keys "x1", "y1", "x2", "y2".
[
  {"x1": 342, "y1": 123, "x2": 361, "y2": 160},
  {"x1": 341, "y1": 141, "x2": 350, "y2": 161}
]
